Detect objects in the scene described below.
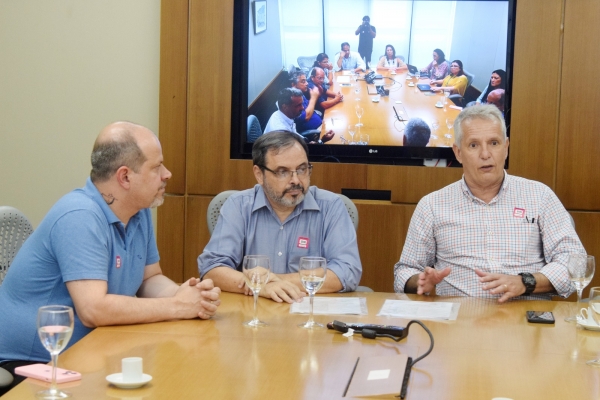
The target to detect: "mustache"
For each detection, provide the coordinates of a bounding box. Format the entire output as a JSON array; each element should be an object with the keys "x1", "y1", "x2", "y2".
[{"x1": 283, "y1": 184, "x2": 304, "y2": 194}]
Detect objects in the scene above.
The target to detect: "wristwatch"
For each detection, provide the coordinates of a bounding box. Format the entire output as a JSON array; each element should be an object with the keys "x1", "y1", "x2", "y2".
[{"x1": 518, "y1": 272, "x2": 536, "y2": 296}]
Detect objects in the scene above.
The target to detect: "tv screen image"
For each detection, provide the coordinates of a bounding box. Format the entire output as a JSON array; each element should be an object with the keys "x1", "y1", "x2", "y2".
[{"x1": 231, "y1": 0, "x2": 515, "y2": 166}]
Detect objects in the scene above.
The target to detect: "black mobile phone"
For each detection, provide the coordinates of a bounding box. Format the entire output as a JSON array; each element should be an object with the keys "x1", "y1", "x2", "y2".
[{"x1": 526, "y1": 311, "x2": 555, "y2": 324}]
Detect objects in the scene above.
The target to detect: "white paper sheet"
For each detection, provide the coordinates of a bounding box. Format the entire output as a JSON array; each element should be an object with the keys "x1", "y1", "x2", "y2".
[
  {"x1": 377, "y1": 300, "x2": 460, "y2": 320},
  {"x1": 337, "y1": 75, "x2": 350, "y2": 83},
  {"x1": 290, "y1": 297, "x2": 368, "y2": 315}
]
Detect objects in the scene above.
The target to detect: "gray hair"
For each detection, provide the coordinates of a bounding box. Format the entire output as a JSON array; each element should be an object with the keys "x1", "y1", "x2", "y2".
[
  {"x1": 404, "y1": 118, "x2": 431, "y2": 147},
  {"x1": 454, "y1": 104, "x2": 506, "y2": 147},
  {"x1": 278, "y1": 87, "x2": 303, "y2": 107},
  {"x1": 252, "y1": 130, "x2": 308, "y2": 167},
  {"x1": 90, "y1": 128, "x2": 146, "y2": 183},
  {"x1": 289, "y1": 71, "x2": 306, "y2": 86}
]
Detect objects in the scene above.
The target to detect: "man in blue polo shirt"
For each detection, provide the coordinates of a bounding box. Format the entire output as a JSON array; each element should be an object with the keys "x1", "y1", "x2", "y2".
[
  {"x1": 0, "y1": 122, "x2": 221, "y2": 365},
  {"x1": 198, "y1": 131, "x2": 362, "y2": 303}
]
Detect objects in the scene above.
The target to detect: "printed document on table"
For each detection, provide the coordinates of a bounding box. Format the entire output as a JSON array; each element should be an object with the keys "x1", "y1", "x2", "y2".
[
  {"x1": 377, "y1": 300, "x2": 460, "y2": 320},
  {"x1": 337, "y1": 75, "x2": 351, "y2": 83},
  {"x1": 290, "y1": 297, "x2": 368, "y2": 315}
]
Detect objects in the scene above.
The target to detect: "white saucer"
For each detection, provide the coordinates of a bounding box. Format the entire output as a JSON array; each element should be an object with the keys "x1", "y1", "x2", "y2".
[
  {"x1": 372, "y1": 99, "x2": 379, "y2": 103},
  {"x1": 407, "y1": 83, "x2": 415, "y2": 87},
  {"x1": 395, "y1": 100, "x2": 402, "y2": 104},
  {"x1": 106, "y1": 373, "x2": 152, "y2": 389},
  {"x1": 435, "y1": 103, "x2": 444, "y2": 108},
  {"x1": 577, "y1": 320, "x2": 600, "y2": 331}
]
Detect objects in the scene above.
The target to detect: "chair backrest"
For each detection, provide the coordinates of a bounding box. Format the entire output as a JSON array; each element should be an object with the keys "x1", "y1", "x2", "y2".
[
  {"x1": 336, "y1": 194, "x2": 358, "y2": 230},
  {"x1": 247, "y1": 115, "x2": 263, "y2": 143},
  {"x1": 297, "y1": 55, "x2": 317, "y2": 73},
  {"x1": 0, "y1": 206, "x2": 34, "y2": 283},
  {"x1": 207, "y1": 191, "x2": 358, "y2": 235},
  {"x1": 463, "y1": 70, "x2": 475, "y2": 88},
  {"x1": 207, "y1": 191, "x2": 239, "y2": 235}
]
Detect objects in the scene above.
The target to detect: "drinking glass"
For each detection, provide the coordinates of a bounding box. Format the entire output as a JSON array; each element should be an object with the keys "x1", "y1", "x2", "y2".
[
  {"x1": 565, "y1": 254, "x2": 595, "y2": 322},
  {"x1": 298, "y1": 257, "x2": 327, "y2": 329},
  {"x1": 242, "y1": 255, "x2": 271, "y2": 327},
  {"x1": 37, "y1": 305, "x2": 74, "y2": 399},
  {"x1": 359, "y1": 133, "x2": 369, "y2": 145},
  {"x1": 586, "y1": 286, "x2": 600, "y2": 366},
  {"x1": 355, "y1": 106, "x2": 364, "y2": 127},
  {"x1": 347, "y1": 125, "x2": 356, "y2": 145},
  {"x1": 430, "y1": 120, "x2": 439, "y2": 140},
  {"x1": 444, "y1": 91, "x2": 450, "y2": 104},
  {"x1": 414, "y1": 71, "x2": 420, "y2": 92},
  {"x1": 445, "y1": 118, "x2": 454, "y2": 146}
]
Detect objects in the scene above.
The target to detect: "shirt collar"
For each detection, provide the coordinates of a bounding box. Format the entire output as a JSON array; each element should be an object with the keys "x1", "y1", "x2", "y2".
[
  {"x1": 84, "y1": 177, "x2": 141, "y2": 226},
  {"x1": 459, "y1": 170, "x2": 508, "y2": 203}
]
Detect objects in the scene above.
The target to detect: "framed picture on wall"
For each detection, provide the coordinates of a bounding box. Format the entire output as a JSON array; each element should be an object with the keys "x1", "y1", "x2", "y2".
[{"x1": 253, "y1": 1, "x2": 267, "y2": 34}]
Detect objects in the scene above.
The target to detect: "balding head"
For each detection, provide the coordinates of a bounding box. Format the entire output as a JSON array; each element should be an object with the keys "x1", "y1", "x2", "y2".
[
  {"x1": 90, "y1": 122, "x2": 155, "y2": 183},
  {"x1": 487, "y1": 89, "x2": 505, "y2": 112}
]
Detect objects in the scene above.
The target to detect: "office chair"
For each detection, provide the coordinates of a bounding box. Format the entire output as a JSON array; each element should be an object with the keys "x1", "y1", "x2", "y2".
[
  {"x1": 449, "y1": 70, "x2": 475, "y2": 107},
  {"x1": 0, "y1": 206, "x2": 33, "y2": 285},
  {"x1": 247, "y1": 115, "x2": 263, "y2": 143},
  {"x1": 297, "y1": 55, "x2": 318, "y2": 74},
  {"x1": 0, "y1": 206, "x2": 34, "y2": 390},
  {"x1": 206, "y1": 191, "x2": 372, "y2": 292}
]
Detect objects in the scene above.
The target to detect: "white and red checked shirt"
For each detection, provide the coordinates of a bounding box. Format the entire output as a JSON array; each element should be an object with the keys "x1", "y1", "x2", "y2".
[{"x1": 394, "y1": 172, "x2": 585, "y2": 300}]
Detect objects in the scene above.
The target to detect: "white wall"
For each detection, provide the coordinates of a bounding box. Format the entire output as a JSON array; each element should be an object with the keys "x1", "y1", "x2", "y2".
[{"x1": 0, "y1": 0, "x2": 161, "y2": 227}]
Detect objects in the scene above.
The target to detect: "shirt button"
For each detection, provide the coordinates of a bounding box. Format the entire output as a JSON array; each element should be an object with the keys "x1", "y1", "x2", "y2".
[
  {"x1": 278, "y1": 252, "x2": 282, "y2": 256},
  {"x1": 488, "y1": 231, "x2": 493, "y2": 235},
  {"x1": 280, "y1": 226, "x2": 283, "y2": 230}
]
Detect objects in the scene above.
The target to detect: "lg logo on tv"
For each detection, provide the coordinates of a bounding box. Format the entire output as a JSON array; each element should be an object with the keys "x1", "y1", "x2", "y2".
[{"x1": 369, "y1": 149, "x2": 378, "y2": 154}]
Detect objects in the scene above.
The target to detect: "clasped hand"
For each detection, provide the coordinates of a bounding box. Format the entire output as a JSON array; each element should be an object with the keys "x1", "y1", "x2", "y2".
[
  {"x1": 183, "y1": 277, "x2": 221, "y2": 319},
  {"x1": 239, "y1": 274, "x2": 305, "y2": 304}
]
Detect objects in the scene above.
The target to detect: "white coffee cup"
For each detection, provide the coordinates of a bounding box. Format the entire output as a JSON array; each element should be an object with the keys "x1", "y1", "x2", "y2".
[
  {"x1": 578, "y1": 307, "x2": 599, "y2": 325},
  {"x1": 122, "y1": 357, "x2": 143, "y2": 382}
]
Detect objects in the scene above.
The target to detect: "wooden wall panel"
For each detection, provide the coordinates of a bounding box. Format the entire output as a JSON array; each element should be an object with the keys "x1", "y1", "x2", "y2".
[
  {"x1": 184, "y1": 195, "x2": 213, "y2": 279},
  {"x1": 506, "y1": 0, "x2": 563, "y2": 187},
  {"x1": 556, "y1": 0, "x2": 600, "y2": 210},
  {"x1": 368, "y1": 165, "x2": 462, "y2": 203},
  {"x1": 356, "y1": 202, "x2": 416, "y2": 292},
  {"x1": 159, "y1": 0, "x2": 189, "y2": 194},
  {"x1": 187, "y1": 0, "x2": 236, "y2": 195},
  {"x1": 157, "y1": 195, "x2": 185, "y2": 282}
]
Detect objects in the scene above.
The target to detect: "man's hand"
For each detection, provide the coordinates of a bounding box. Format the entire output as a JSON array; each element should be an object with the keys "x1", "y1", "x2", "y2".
[
  {"x1": 476, "y1": 269, "x2": 525, "y2": 303},
  {"x1": 261, "y1": 280, "x2": 306, "y2": 303},
  {"x1": 415, "y1": 266, "x2": 451, "y2": 295},
  {"x1": 186, "y1": 278, "x2": 221, "y2": 319},
  {"x1": 321, "y1": 130, "x2": 335, "y2": 143},
  {"x1": 333, "y1": 92, "x2": 343, "y2": 103},
  {"x1": 309, "y1": 86, "x2": 319, "y2": 99}
]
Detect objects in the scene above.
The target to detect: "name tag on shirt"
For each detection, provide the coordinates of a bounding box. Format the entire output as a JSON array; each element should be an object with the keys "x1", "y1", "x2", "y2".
[
  {"x1": 513, "y1": 208, "x2": 525, "y2": 218},
  {"x1": 297, "y1": 237, "x2": 309, "y2": 249}
]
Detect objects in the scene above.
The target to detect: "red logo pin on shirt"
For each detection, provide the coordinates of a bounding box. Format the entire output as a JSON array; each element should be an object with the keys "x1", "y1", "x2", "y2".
[
  {"x1": 116, "y1": 255, "x2": 122, "y2": 269},
  {"x1": 513, "y1": 207, "x2": 525, "y2": 218},
  {"x1": 297, "y1": 237, "x2": 309, "y2": 249}
]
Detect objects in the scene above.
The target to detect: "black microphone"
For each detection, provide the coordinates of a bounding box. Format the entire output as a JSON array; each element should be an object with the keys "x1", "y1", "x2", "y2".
[{"x1": 327, "y1": 320, "x2": 408, "y2": 339}]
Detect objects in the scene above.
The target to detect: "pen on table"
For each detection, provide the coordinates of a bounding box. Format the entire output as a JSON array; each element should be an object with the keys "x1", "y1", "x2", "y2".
[{"x1": 331, "y1": 118, "x2": 334, "y2": 126}]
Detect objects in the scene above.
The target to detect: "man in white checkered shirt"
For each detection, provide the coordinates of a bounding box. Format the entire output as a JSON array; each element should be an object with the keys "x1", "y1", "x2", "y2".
[{"x1": 394, "y1": 105, "x2": 585, "y2": 302}]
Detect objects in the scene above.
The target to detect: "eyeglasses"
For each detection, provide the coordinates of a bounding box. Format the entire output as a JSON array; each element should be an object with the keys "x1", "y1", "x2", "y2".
[{"x1": 259, "y1": 164, "x2": 313, "y2": 180}]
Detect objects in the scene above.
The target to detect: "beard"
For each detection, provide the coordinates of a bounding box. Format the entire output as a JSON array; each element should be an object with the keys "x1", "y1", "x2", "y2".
[
  {"x1": 149, "y1": 183, "x2": 167, "y2": 208},
  {"x1": 263, "y1": 181, "x2": 307, "y2": 208}
]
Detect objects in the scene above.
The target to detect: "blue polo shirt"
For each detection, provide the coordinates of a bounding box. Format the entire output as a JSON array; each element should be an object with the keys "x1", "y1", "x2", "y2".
[{"x1": 0, "y1": 178, "x2": 159, "y2": 361}]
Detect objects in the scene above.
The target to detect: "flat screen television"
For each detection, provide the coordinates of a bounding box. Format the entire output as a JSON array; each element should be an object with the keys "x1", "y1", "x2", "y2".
[{"x1": 231, "y1": 0, "x2": 515, "y2": 166}]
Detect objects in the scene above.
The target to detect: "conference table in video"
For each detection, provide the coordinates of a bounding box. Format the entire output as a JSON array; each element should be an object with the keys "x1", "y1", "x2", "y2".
[
  {"x1": 3, "y1": 291, "x2": 597, "y2": 399},
  {"x1": 321, "y1": 70, "x2": 461, "y2": 147}
]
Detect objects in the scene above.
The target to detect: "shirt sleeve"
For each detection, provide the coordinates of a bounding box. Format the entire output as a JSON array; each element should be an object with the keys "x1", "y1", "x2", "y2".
[
  {"x1": 321, "y1": 196, "x2": 362, "y2": 292},
  {"x1": 537, "y1": 187, "x2": 586, "y2": 297},
  {"x1": 454, "y1": 76, "x2": 468, "y2": 96},
  {"x1": 51, "y1": 209, "x2": 112, "y2": 282},
  {"x1": 394, "y1": 197, "x2": 437, "y2": 293},
  {"x1": 197, "y1": 196, "x2": 246, "y2": 277}
]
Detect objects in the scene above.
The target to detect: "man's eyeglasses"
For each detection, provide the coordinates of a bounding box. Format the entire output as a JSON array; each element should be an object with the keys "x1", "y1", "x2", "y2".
[{"x1": 259, "y1": 164, "x2": 313, "y2": 180}]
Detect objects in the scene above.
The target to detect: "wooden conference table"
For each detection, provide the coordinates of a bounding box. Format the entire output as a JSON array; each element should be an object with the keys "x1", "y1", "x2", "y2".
[
  {"x1": 3, "y1": 292, "x2": 598, "y2": 399},
  {"x1": 322, "y1": 71, "x2": 461, "y2": 147}
]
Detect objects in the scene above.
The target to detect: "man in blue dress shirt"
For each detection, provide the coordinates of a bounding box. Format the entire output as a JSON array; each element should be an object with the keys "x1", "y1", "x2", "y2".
[{"x1": 198, "y1": 131, "x2": 362, "y2": 303}]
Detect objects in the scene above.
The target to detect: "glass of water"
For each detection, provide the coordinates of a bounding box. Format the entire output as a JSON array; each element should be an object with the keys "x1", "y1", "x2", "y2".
[
  {"x1": 565, "y1": 254, "x2": 595, "y2": 322},
  {"x1": 298, "y1": 257, "x2": 327, "y2": 329},
  {"x1": 242, "y1": 255, "x2": 271, "y2": 327},
  {"x1": 587, "y1": 286, "x2": 600, "y2": 366},
  {"x1": 37, "y1": 305, "x2": 74, "y2": 399}
]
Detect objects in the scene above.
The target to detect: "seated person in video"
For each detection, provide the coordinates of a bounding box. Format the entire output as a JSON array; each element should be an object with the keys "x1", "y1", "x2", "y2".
[
  {"x1": 334, "y1": 42, "x2": 366, "y2": 72},
  {"x1": 420, "y1": 49, "x2": 449, "y2": 80},
  {"x1": 377, "y1": 44, "x2": 407, "y2": 72},
  {"x1": 307, "y1": 67, "x2": 343, "y2": 114},
  {"x1": 403, "y1": 118, "x2": 431, "y2": 147},
  {"x1": 394, "y1": 105, "x2": 585, "y2": 302},
  {"x1": 311, "y1": 53, "x2": 334, "y2": 90},
  {"x1": 431, "y1": 60, "x2": 468, "y2": 96},
  {"x1": 198, "y1": 131, "x2": 362, "y2": 303}
]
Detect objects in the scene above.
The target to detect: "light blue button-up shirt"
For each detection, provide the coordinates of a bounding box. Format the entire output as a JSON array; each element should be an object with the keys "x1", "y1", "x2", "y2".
[{"x1": 198, "y1": 185, "x2": 362, "y2": 291}]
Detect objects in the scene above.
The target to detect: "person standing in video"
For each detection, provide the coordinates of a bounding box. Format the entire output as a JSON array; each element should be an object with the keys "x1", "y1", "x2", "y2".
[{"x1": 355, "y1": 16, "x2": 376, "y2": 68}]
